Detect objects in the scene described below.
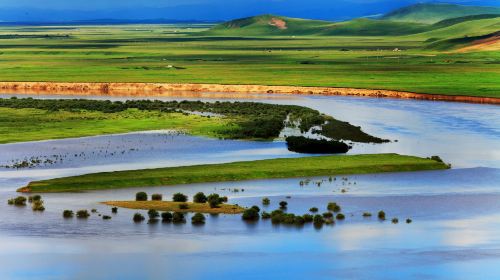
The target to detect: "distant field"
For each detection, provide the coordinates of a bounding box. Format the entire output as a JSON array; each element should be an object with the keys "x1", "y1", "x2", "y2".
[
  {"x1": 0, "y1": 23, "x2": 498, "y2": 97},
  {"x1": 22, "y1": 154, "x2": 449, "y2": 192}
]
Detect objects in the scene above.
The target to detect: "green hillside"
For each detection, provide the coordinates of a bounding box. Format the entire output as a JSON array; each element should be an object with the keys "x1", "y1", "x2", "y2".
[
  {"x1": 320, "y1": 18, "x2": 429, "y2": 36},
  {"x1": 382, "y1": 3, "x2": 500, "y2": 24}
]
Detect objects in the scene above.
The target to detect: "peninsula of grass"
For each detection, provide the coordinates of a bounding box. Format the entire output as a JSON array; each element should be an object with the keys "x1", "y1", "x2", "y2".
[
  {"x1": 20, "y1": 154, "x2": 449, "y2": 193},
  {"x1": 102, "y1": 201, "x2": 244, "y2": 214}
]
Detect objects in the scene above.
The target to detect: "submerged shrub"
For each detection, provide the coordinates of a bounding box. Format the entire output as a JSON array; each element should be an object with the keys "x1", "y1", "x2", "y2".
[
  {"x1": 294, "y1": 216, "x2": 305, "y2": 225},
  {"x1": 313, "y1": 214, "x2": 324, "y2": 226},
  {"x1": 322, "y1": 212, "x2": 333, "y2": 219},
  {"x1": 91, "y1": 209, "x2": 98, "y2": 213},
  {"x1": 172, "y1": 212, "x2": 185, "y2": 223},
  {"x1": 178, "y1": 203, "x2": 189, "y2": 210},
  {"x1": 207, "y1": 194, "x2": 224, "y2": 208},
  {"x1": 392, "y1": 218, "x2": 399, "y2": 224},
  {"x1": 102, "y1": 215, "x2": 112, "y2": 220},
  {"x1": 173, "y1": 193, "x2": 188, "y2": 202},
  {"x1": 162, "y1": 212, "x2": 173, "y2": 222},
  {"x1": 251, "y1": 205, "x2": 260, "y2": 213},
  {"x1": 133, "y1": 212, "x2": 145, "y2": 222},
  {"x1": 242, "y1": 208, "x2": 260, "y2": 221},
  {"x1": 193, "y1": 192, "x2": 207, "y2": 203},
  {"x1": 282, "y1": 214, "x2": 296, "y2": 224},
  {"x1": 151, "y1": 194, "x2": 163, "y2": 201},
  {"x1": 191, "y1": 213, "x2": 206, "y2": 225},
  {"x1": 148, "y1": 209, "x2": 159, "y2": 219},
  {"x1": 378, "y1": 210, "x2": 386, "y2": 220},
  {"x1": 261, "y1": 211, "x2": 271, "y2": 219},
  {"x1": 309, "y1": 207, "x2": 318, "y2": 213},
  {"x1": 76, "y1": 210, "x2": 90, "y2": 219},
  {"x1": 406, "y1": 218, "x2": 412, "y2": 224},
  {"x1": 262, "y1": 197, "x2": 270, "y2": 205},
  {"x1": 279, "y1": 201, "x2": 288, "y2": 209},
  {"x1": 135, "y1": 192, "x2": 148, "y2": 201},
  {"x1": 327, "y1": 202, "x2": 341, "y2": 213},
  {"x1": 362, "y1": 212, "x2": 372, "y2": 217},
  {"x1": 32, "y1": 200, "x2": 45, "y2": 212},
  {"x1": 28, "y1": 195, "x2": 42, "y2": 203},
  {"x1": 63, "y1": 210, "x2": 74, "y2": 218},
  {"x1": 111, "y1": 207, "x2": 118, "y2": 214},
  {"x1": 12, "y1": 196, "x2": 27, "y2": 206},
  {"x1": 336, "y1": 213, "x2": 345, "y2": 220},
  {"x1": 286, "y1": 136, "x2": 350, "y2": 154},
  {"x1": 303, "y1": 214, "x2": 313, "y2": 223}
]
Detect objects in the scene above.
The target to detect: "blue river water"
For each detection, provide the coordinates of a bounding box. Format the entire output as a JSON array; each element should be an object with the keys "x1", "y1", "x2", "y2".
[{"x1": 0, "y1": 92, "x2": 499, "y2": 279}]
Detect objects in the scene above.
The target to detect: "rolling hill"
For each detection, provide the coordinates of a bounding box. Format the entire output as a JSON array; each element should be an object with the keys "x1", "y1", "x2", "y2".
[{"x1": 382, "y1": 3, "x2": 500, "y2": 24}]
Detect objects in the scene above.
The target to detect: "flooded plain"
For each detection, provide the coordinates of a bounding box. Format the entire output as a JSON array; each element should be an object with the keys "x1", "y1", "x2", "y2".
[{"x1": 0, "y1": 92, "x2": 499, "y2": 279}]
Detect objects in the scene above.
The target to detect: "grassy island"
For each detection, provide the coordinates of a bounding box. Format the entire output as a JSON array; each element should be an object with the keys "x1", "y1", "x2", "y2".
[
  {"x1": 20, "y1": 154, "x2": 449, "y2": 193},
  {"x1": 102, "y1": 201, "x2": 244, "y2": 214}
]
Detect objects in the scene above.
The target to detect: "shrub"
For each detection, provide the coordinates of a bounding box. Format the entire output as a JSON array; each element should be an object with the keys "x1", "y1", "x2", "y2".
[
  {"x1": 327, "y1": 202, "x2": 341, "y2": 213},
  {"x1": 76, "y1": 210, "x2": 90, "y2": 219},
  {"x1": 282, "y1": 214, "x2": 296, "y2": 224},
  {"x1": 303, "y1": 214, "x2": 313, "y2": 223},
  {"x1": 279, "y1": 201, "x2": 288, "y2": 209},
  {"x1": 111, "y1": 207, "x2": 118, "y2": 214},
  {"x1": 251, "y1": 205, "x2": 260, "y2": 213},
  {"x1": 261, "y1": 211, "x2": 271, "y2": 219},
  {"x1": 148, "y1": 209, "x2": 159, "y2": 219},
  {"x1": 102, "y1": 215, "x2": 112, "y2": 220},
  {"x1": 262, "y1": 197, "x2": 270, "y2": 205},
  {"x1": 133, "y1": 213, "x2": 145, "y2": 222},
  {"x1": 91, "y1": 209, "x2": 97, "y2": 213},
  {"x1": 392, "y1": 218, "x2": 399, "y2": 224},
  {"x1": 322, "y1": 212, "x2": 333, "y2": 219},
  {"x1": 172, "y1": 193, "x2": 188, "y2": 202},
  {"x1": 136, "y1": 192, "x2": 148, "y2": 201},
  {"x1": 378, "y1": 210, "x2": 386, "y2": 220},
  {"x1": 271, "y1": 209, "x2": 284, "y2": 217},
  {"x1": 207, "y1": 193, "x2": 224, "y2": 208},
  {"x1": 313, "y1": 214, "x2": 324, "y2": 225},
  {"x1": 172, "y1": 212, "x2": 185, "y2": 223},
  {"x1": 191, "y1": 213, "x2": 206, "y2": 224},
  {"x1": 430, "y1": 155, "x2": 444, "y2": 163},
  {"x1": 13, "y1": 196, "x2": 27, "y2": 206},
  {"x1": 7, "y1": 199, "x2": 14, "y2": 205},
  {"x1": 32, "y1": 200, "x2": 45, "y2": 211},
  {"x1": 28, "y1": 195, "x2": 42, "y2": 203},
  {"x1": 362, "y1": 212, "x2": 372, "y2": 217},
  {"x1": 178, "y1": 203, "x2": 189, "y2": 210},
  {"x1": 151, "y1": 194, "x2": 163, "y2": 201},
  {"x1": 242, "y1": 208, "x2": 260, "y2": 221},
  {"x1": 309, "y1": 207, "x2": 318, "y2": 213},
  {"x1": 63, "y1": 210, "x2": 74, "y2": 218},
  {"x1": 286, "y1": 136, "x2": 350, "y2": 154},
  {"x1": 336, "y1": 213, "x2": 345, "y2": 220},
  {"x1": 162, "y1": 212, "x2": 173, "y2": 222},
  {"x1": 193, "y1": 192, "x2": 207, "y2": 203},
  {"x1": 294, "y1": 216, "x2": 305, "y2": 225},
  {"x1": 221, "y1": 196, "x2": 228, "y2": 203},
  {"x1": 406, "y1": 218, "x2": 412, "y2": 224}
]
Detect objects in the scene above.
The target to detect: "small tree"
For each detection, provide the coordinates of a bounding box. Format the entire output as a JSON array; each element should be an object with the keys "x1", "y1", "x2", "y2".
[
  {"x1": 133, "y1": 212, "x2": 145, "y2": 222},
  {"x1": 111, "y1": 207, "x2": 118, "y2": 214},
  {"x1": 262, "y1": 197, "x2": 270, "y2": 205},
  {"x1": 309, "y1": 207, "x2": 318, "y2": 213},
  {"x1": 336, "y1": 213, "x2": 345, "y2": 220},
  {"x1": 327, "y1": 202, "x2": 341, "y2": 213},
  {"x1": 279, "y1": 201, "x2": 288, "y2": 209},
  {"x1": 406, "y1": 218, "x2": 412, "y2": 224},
  {"x1": 251, "y1": 205, "x2": 260, "y2": 213},
  {"x1": 178, "y1": 203, "x2": 189, "y2": 210},
  {"x1": 322, "y1": 212, "x2": 333, "y2": 219},
  {"x1": 261, "y1": 211, "x2": 271, "y2": 219},
  {"x1": 362, "y1": 212, "x2": 372, "y2": 217},
  {"x1": 148, "y1": 209, "x2": 159, "y2": 219},
  {"x1": 193, "y1": 192, "x2": 208, "y2": 203},
  {"x1": 313, "y1": 214, "x2": 324, "y2": 226},
  {"x1": 207, "y1": 193, "x2": 223, "y2": 208},
  {"x1": 191, "y1": 213, "x2": 206, "y2": 225},
  {"x1": 102, "y1": 215, "x2": 112, "y2": 220},
  {"x1": 136, "y1": 192, "x2": 148, "y2": 201},
  {"x1": 242, "y1": 208, "x2": 260, "y2": 221},
  {"x1": 392, "y1": 218, "x2": 399, "y2": 224},
  {"x1": 151, "y1": 194, "x2": 163, "y2": 201},
  {"x1": 63, "y1": 210, "x2": 74, "y2": 218},
  {"x1": 303, "y1": 214, "x2": 313, "y2": 223},
  {"x1": 32, "y1": 200, "x2": 45, "y2": 212},
  {"x1": 378, "y1": 210, "x2": 386, "y2": 220},
  {"x1": 13, "y1": 196, "x2": 27, "y2": 206},
  {"x1": 76, "y1": 210, "x2": 90, "y2": 219},
  {"x1": 172, "y1": 212, "x2": 185, "y2": 223},
  {"x1": 162, "y1": 212, "x2": 173, "y2": 222},
  {"x1": 172, "y1": 193, "x2": 188, "y2": 202}
]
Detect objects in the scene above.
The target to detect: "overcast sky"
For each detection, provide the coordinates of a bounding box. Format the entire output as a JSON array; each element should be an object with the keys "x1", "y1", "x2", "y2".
[{"x1": 0, "y1": 0, "x2": 498, "y2": 21}]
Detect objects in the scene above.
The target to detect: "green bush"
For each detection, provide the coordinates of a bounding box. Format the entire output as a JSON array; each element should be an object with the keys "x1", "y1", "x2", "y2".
[
  {"x1": 251, "y1": 205, "x2": 260, "y2": 212},
  {"x1": 162, "y1": 212, "x2": 173, "y2": 222},
  {"x1": 76, "y1": 210, "x2": 90, "y2": 219},
  {"x1": 362, "y1": 212, "x2": 372, "y2": 217},
  {"x1": 11, "y1": 196, "x2": 27, "y2": 206},
  {"x1": 102, "y1": 215, "x2": 112, "y2": 220},
  {"x1": 191, "y1": 213, "x2": 206, "y2": 224},
  {"x1": 294, "y1": 216, "x2": 305, "y2": 225},
  {"x1": 262, "y1": 197, "x2": 270, "y2": 205},
  {"x1": 309, "y1": 207, "x2": 318, "y2": 213},
  {"x1": 172, "y1": 193, "x2": 188, "y2": 202},
  {"x1": 28, "y1": 195, "x2": 42, "y2": 203},
  {"x1": 136, "y1": 192, "x2": 148, "y2": 201},
  {"x1": 313, "y1": 214, "x2": 324, "y2": 226},
  {"x1": 133, "y1": 212, "x2": 145, "y2": 222},
  {"x1": 282, "y1": 214, "x2": 296, "y2": 224},
  {"x1": 261, "y1": 211, "x2": 271, "y2": 219},
  {"x1": 32, "y1": 200, "x2": 45, "y2": 212},
  {"x1": 91, "y1": 209, "x2": 97, "y2": 213},
  {"x1": 378, "y1": 210, "x2": 386, "y2": 220},
  {"x1": 406, "y1": 218, "x2": 412, "y2": 224},
  {"x1": 336, "y1": 213, "x2": 345, "y2": 220},
  {"x1": 151, "y1": 194, "x2": 163, "y2": 201},
  {"x1": 63, "y1": 210, "x2": 74, "y2": 218},
  {"x1": 111, "y1": 207, "x2": 118, "y2": 214},
  {"x1": 242, "y1": 208, "x2": 260, "y2": 221},
  {"x1": 172, "y1": 212, "x2": 185, "y2": 223},
  {"x1": 178, "y1": 203, "x2": 189, "y2": 210},
  {"x1": 279, "y1": 201, "x2": 288, "y2": 209},
  {"x1": 193, "y1": 192, "x2": 208, "y2": 203},
  {"x1": 392, "y1": 218, "x2": 399, "y2": 224},
  {"x1": 207, "y1": 193, "x2": 224, "y2": 208},
  {"x1": 303, "y1": 214, "x2": 313, "y2": 222},
  {"x1": 327, "y1": 202, "x2": 341, "y2": 213},
  {"x1": 322, "y1": 212, "x2": 333, "y2": 219},
  {"x1": 148, "y1": 209, "x2": 159, "y2": 219}
]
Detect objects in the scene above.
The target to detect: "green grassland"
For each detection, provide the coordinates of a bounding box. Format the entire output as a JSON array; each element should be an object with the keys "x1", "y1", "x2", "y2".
[
  {"x1": 102, "y1": 201, "x2": 245, "y2": 214},
  {"x1": 0, "y1": 11, "x2": 498, "y2": 97},
  {"x1": 0, "y1": 107, "x2": 233, "y2": 144},
  {"x1": 22, "y1": 154, "x2": 449, "y2": 192}
]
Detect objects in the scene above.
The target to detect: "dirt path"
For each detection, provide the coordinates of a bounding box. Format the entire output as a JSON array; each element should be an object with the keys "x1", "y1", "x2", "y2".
[{"x1": 0, "y1": 81, "x2": 498, "y2": 105}]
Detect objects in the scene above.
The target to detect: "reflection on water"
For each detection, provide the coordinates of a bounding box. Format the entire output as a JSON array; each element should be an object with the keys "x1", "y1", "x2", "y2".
[{"x1": 0, "y1": 92, "x2": 500, "y2": 279}]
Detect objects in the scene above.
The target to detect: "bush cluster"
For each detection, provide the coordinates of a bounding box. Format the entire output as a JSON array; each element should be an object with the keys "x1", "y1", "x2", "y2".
[
  {"x1": 172, "y1": 193, "x2": 188, "y2": 202},
  {"x1": 135, "y1": 192, "x2": 148, "y2": 201}
]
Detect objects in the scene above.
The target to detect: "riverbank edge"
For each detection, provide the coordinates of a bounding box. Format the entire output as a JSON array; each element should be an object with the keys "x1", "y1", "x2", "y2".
[
  {"x1": 0, "y1": 81, "x2": 498, "y2": 105},
  {"x1": 18, "y1": 154, "x2": 450, "y2": 193},
  {"x1": 102, "y1": 201, "x2": 245, "y2": 214}
]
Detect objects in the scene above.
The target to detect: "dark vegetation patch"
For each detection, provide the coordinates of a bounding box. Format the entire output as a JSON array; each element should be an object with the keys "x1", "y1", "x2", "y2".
[{"x1": 286, "y1": 136, "x2": 351, "y2": 154}]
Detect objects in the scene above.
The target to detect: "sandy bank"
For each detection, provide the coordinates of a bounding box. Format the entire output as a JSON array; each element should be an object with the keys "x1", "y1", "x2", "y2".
[{"x1": 0, "y1": 82, "x2": 498, "y2": 105}]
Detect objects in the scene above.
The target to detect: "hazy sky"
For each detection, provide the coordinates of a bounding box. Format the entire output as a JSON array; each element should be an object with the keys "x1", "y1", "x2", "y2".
[{"x1": 0, "y1": 0, "x2": 498, "y2": 21}]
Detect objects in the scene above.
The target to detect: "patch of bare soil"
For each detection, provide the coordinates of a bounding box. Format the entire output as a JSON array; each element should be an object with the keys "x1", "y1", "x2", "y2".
[{"x1": 269, "y1": 18, "x2": 287, "y2": 30}]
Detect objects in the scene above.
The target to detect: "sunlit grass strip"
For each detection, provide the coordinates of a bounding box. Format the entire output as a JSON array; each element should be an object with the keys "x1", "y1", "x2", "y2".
[
  {"x1": 102, "y1": 201, "x2": 244, "y2": 214},
  {"x1": 21, "y1": 154, "x2": 449, "y2": 193}
]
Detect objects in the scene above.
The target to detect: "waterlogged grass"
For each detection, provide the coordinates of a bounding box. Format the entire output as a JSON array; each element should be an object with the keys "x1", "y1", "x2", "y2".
[
  {"x1": 22, "y1": 154, "x2": 449, "y2": 192},
  {"x1": 102, "y1": 201, "x2": 244, "y2": 214},
  {"x1": 0, "y1": 23, "x2": 498, "y2": 97},
  {"x1": 0, "y1": 107, "x2": 235, "y2": 144}
]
